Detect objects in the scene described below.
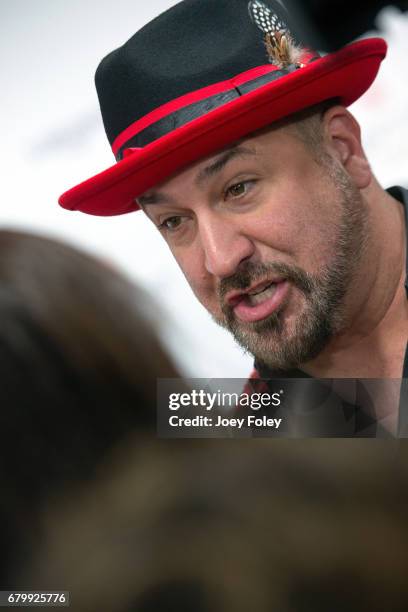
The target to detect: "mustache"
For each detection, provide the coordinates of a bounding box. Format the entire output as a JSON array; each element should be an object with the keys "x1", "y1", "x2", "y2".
[{"x1": 218, "y1": 261, "x2": 314, "y2": 304}]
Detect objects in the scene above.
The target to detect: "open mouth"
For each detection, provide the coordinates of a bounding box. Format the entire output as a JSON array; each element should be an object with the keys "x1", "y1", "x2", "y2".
[
  {"x1": 246, "y1": 281, "x2": 279, "y2": 305},
  {"x1": 228, "y1": 279, "x2": 290, "y2": 323}
]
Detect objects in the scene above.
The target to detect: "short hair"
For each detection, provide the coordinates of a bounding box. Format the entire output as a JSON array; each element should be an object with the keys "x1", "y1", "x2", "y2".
[
  {"x1": 249, "y1": 98, "x2": 340, "y2": 163},
  {"x1": 289, "y1": 98, "x2": 339, "y2": 152}
]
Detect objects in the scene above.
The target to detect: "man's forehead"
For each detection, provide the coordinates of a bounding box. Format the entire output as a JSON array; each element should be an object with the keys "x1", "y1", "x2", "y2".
[{"x1": 138, "y1": 140, "x2": 260, "y2": 206}]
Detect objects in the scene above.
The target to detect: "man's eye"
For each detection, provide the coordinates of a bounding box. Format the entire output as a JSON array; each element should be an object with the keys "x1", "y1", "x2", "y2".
[
  {"x1": 158, "y1": 216, "x2": 183, "y2": 231},
  {"x1": 225, "y1": 181, "x2": 253, "y2": 200}
]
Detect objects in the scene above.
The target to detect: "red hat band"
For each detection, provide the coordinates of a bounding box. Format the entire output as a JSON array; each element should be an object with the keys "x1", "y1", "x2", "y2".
[{"x1": 112, "y1": 57, "x2": 317, "y2": 161}]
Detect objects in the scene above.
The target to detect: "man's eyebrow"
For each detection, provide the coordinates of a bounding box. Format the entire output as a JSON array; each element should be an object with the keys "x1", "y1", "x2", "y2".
[
  {"x1": 195, "y1": 145, "x2": 257, "y2": 187},
  {"x1": 136, "y1": 192, "x2": 175, "y2": 207},
  {"x1": 137, "y1": 145, "x2": 257, "y2": 207}
]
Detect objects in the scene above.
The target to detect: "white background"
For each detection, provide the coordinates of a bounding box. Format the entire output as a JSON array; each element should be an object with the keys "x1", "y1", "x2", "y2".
[{"x1": 1, "y1": 1, "x2": 407, "y2": 377}]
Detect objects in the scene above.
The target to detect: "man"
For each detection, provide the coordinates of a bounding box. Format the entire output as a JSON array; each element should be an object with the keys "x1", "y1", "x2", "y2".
[{"x1": 59, "y1": 0, "x2": 407, "y2": 433}]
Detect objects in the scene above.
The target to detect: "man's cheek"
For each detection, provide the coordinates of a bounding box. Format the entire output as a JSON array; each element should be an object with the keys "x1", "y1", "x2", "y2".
[
  {"x1": 191, "y1": 276, "x2": 222, "y2": 317},
  {"x1": 174, "y1": 253, "x2": 221, "y2": 316},
  {"x1": 192, "y1": 281, "x2": 219, "y2": 312}
]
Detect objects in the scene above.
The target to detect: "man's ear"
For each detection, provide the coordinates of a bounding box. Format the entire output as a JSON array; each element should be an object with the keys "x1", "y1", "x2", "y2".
[{"x1": 323, "y1": 106, "x2": 372, "y2": 189}]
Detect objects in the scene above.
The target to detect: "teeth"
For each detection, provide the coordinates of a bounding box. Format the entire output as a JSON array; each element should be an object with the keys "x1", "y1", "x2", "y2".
[
  {"x1": 248, "y1": 282, "x2": 272, "y2": 296},
  {"x1": 247, "y1": 283, "x2": 277, "y2": 305}
]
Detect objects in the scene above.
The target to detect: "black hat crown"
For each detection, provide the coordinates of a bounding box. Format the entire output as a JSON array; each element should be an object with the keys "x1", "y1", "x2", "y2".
[{"x1": 95, "y1": 0, "x2": 303, "y2": 156}]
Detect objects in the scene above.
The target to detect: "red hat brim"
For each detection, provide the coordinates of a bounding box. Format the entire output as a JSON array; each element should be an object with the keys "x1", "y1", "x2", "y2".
[{"x1": 59, "y1": 38, "x2": 387, "y2": 217}]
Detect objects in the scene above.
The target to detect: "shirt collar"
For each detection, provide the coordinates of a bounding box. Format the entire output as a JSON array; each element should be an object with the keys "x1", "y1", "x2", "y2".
[{"x1": 386, "y1": 186, "x2": 408, "y2": 298}]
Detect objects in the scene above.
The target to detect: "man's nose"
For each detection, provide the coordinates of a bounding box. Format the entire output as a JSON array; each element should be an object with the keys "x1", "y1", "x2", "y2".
[{"x1": 198, "y1": 215, "x2": 255, "y2": 278}]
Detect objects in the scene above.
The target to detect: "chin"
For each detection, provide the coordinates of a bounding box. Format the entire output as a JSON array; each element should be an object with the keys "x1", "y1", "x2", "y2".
[{"x1": 232, "y1": 311, "x2": 334, "y2": 372}]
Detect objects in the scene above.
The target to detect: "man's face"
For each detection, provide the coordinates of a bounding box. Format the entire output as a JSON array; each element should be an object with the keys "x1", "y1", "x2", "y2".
[{"x1": 140, "y1": 124, "x2": 368, "y2": 370}]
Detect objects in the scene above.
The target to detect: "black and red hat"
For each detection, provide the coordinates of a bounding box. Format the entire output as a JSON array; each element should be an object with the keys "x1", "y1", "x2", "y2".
[{"x1": 58, "y1": 0, "x2": 387, "y2": 217}]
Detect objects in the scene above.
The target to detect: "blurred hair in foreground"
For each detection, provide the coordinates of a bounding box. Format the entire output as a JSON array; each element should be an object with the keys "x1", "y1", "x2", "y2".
[
  {"x1": 0, "y1": 229, "x2": 179, "y2": 582},
  {"x1": 20, "y1": 438, "x2": 408, "y2": 612},
  {"x1": 2, "y1": 231, "x2": 408, "y2": 612}
]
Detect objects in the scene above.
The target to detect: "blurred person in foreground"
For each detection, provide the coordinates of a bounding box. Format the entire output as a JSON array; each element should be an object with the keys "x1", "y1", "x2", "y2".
[
  {"x1": 59, "y1": 0, "x2": 407, "y2": 430},
  {"x1": 0, "y1": 229, "x2": 179, "y2": 584},
  {"x1": 20, "y1": 438, "x2": 408, "y2": 612}
]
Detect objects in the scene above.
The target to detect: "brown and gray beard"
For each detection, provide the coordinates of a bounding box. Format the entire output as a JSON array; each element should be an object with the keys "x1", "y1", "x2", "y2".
[{"x1": 214, "y1": 165, "x2": 369, "y2": 372}]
